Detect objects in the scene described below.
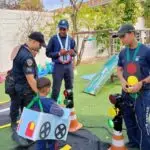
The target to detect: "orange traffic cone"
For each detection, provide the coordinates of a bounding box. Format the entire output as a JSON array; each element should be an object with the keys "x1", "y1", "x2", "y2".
[
  {"x1": 69, "y1": 108, "x2": 83, "y2": 132},
  {"x1": 109, "y1": 130, "x2": 127, "y2": 150}
]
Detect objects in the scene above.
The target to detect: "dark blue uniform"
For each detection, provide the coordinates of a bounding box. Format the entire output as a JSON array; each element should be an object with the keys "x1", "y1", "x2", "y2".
[
  {"x1": 33, "y1": 96, "x2": 64, "y2": 150},
  {"x1": 10, "y1": 44, "x2": 37, "y2": 123},
  {"x1": 118, "y1": 44, "x2": 150, "y2": 149},
  {"x1": 46, "y1": 34, "x2": 76, "y2": 101}
]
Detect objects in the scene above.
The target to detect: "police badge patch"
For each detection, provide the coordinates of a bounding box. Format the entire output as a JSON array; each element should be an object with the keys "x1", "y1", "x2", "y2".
[
  {"x1": 27, "y1": 59, "x2": 33, "y2": 67},
  {"x1": 62, "y1": 20, "x2": 65, "y2": 24}
]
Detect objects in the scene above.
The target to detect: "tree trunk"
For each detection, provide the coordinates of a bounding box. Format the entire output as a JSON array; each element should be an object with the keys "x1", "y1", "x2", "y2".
[{"x1": 70, "y1": 0, "x2": 83, "y2": 66}]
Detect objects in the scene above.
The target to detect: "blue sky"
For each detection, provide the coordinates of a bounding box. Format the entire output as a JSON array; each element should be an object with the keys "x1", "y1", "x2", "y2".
[{"x1": 43, "y1": 0, "x2": 88, "y2": 10}]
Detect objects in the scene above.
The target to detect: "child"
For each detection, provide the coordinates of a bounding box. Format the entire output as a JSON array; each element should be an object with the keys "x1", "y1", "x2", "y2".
[{"x1": 34, "y1": 77, "x2": 64, "y2": 150}]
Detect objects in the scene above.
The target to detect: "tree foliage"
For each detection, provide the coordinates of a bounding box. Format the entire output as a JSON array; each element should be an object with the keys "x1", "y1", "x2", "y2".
[
  {"x1": 113, "y1": 0, "x2": 143, "y2": 24},
  {"x1": 95, "y1": 0, "x2": 143, "y2": 53},
  {"x1": 143, "y1": 0, "x2": 150, "y2": 28},
  {"x1": 40, "y1": 11, "x2": 68, "y2": 40},
  {"x1": 42, "y1": 0, "x2": 143, "y2": 62},
  {"x1": 19, "y1": 0, "x2": 43, "y2": 11}
]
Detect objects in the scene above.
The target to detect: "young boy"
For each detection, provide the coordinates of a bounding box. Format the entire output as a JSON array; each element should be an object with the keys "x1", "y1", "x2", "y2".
[{"x1": 34, "y1": 77, "x2": 64, "y2": 150}]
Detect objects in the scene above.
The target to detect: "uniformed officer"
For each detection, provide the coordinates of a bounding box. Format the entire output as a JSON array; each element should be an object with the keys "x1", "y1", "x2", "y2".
[
  {"x1": 117, "y1": 24, "x2": 150, "y2": 150},
  {"x1": 10, "y1": 32, "x2": 46, "y2": 130},
  {"x1": 46, "y1": 19, "x2": 76, "y2": 101}
]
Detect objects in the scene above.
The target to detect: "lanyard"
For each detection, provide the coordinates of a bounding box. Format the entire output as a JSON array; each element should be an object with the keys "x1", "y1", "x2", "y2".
[
  {"x1": 57, "y1": 33, "x2": 69, "y2": 50},
  {"x1": 57, "y1": 34, "x2": 71, "y2": 62},
  {"x1": 126, "y1": 42, "x2": 141, "y2": 62},
  {"x1": 27, "y1": 94, "x2": 43, "y2": 112}
]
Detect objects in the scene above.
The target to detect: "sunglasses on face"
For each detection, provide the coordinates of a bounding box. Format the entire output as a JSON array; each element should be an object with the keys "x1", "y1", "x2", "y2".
[{"x1": 60, "y1": 28, "x2": 67, "y2": 31}]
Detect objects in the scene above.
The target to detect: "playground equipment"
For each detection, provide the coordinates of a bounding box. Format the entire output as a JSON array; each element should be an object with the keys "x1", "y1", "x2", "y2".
[
  {"x1": 84, "y1": 54, "x2": 118, "y2": 95},
  {"x1": 73, "y1": 30, "x2": 120, "y2": 95},
  {"x1": 81, "y1": 73, "x2": 96, "y2": 81},
  {"x1": 73, "y1": 29, "x2": 114, "y2": 66}
]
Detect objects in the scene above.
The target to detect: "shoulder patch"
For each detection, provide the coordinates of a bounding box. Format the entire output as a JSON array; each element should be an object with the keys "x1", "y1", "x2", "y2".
[{"x1": 26, "y1": 59, "x2": 33, "y2": 67}]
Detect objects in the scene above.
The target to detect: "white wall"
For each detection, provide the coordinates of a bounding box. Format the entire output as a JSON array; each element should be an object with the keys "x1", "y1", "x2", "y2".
[
  {"x1": 0, "y1": 9, "x2": 52, "y2": 72},
  {"x1": 135, "y1": 17, "x2": 145, "y2": 29}
]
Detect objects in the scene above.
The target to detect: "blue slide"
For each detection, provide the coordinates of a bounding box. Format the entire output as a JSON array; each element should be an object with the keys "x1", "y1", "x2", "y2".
[
  {"x1": 84, "y1": 55, "x2": 119, "y2": 95},
  {"x1": 81, "y1": 73, "x2": 96, "y2": 81}
]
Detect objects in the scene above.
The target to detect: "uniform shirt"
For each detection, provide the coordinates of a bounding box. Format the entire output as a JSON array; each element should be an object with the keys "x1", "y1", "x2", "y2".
[
  {"x1": 118, "y1": 44, "x2": 150, "y2": 88},
  {"x1": 12, "y1": 44, "x2": 37, "y2": 85},
  {"x1": 46, "y1": 34, "x2": 76, "y2": 63},
  {"x1": 33, "y1": 97, "x2": 64, "y2": 117}
]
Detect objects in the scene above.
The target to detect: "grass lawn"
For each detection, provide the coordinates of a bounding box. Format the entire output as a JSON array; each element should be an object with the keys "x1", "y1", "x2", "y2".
[{"x1": 0, "y1": 60, "x2": 138, "y2": 150}]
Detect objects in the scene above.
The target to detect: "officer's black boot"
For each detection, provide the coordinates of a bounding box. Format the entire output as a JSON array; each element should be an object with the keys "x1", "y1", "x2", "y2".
[
  {"x1": 11, "y1": 121, "x2": 17, "y2": 132},
  {"x1": 12, "y1": 131, "x2": 32, "y2": 147}
]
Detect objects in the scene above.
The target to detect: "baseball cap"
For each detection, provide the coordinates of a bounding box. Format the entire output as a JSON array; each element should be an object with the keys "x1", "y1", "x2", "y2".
[
  {"x1": 112, "y1": 24, "x2": 135, "y2": 38},
  {"x1": 28, "y1": 32, "x2": 46, "y2": 47},
  {"x1": 58, "y1": 19, "x2": 69, "y2": 29}
]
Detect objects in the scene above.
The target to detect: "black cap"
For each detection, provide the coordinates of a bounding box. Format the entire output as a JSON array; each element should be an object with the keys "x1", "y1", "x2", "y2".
[
  {"x1": 112, "y1": 24, "x2": 135, "y2": 38},
  {"x1": 37, "y1": 77, "x2": 51, "y2": 89},
  {"x1": 28, "y1": 32, "x2": 46, "y2": 47}
]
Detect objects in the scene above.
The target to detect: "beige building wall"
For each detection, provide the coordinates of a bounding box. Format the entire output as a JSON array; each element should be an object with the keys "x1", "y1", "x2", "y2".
[{"x1": 0, "y1": 9, "x2": 52, "y2": 72}]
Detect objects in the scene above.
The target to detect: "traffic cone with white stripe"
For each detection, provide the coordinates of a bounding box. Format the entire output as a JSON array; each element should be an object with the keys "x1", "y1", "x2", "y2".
[
  {"x1": 108, "y1": 130, "x2": 127, "y2": 150},
  {"x1": 69, "y1": 108, "x2": 83, "y2": 132}
]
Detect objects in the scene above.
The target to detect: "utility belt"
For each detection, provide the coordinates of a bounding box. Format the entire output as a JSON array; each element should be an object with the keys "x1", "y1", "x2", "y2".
[
  {"x1": 55, "y1": 61, "x2": 72, "y2": 65},
  {"x1": 5, "y1": 73, "x2": 34, "y2": 96},
  {"x1": 5, "y1": 70, "x2": 15, "y2": 95}
]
